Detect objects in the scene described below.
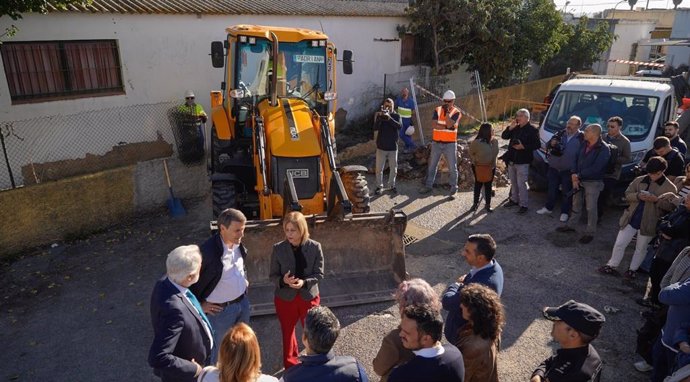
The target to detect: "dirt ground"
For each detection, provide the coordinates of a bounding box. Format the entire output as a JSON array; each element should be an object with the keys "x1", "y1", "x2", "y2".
[{"x1": 0, "y1": 173, "x2": 652, "y2": 382}]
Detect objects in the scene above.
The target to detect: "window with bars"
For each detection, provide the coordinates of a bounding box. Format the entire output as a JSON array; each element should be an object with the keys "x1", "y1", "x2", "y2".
[
  {"x1": 400, "y1": 34, "x2": 431, "y2": 67},
  {"x1": 1, "y1": 40, "x2": 124, "y2": 103}
]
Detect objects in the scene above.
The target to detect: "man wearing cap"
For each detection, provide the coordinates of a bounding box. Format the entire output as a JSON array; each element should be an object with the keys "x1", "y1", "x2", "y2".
[
  {"x1": 395, "y1": 87, "x2": 417, "y2": 153},
  {"x1": 178, "y1": 90, "x2": 207, "y2": 124},
  {"x1": 419, "y1": 90, "x2": 461, "y2": 200},
  {"x1": 531, "y1": 300, "x2": 605, "y2": 382}
]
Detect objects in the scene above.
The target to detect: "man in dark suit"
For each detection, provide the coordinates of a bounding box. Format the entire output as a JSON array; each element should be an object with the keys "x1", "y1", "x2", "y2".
[
  {"x1": 189, "y1": 208, "x2": 249, "y2": 363},
  {"x1": 282, "y1": 306, "x2": 369, "y2": 382},
  {"x1": 442, "y1": 233, "x2": 504, "y2": 344},
  {"x1": 388, "y1": 304, "x2": 465, "y2": 382},
  {"x1": 149, "y1": 245, "x2": 213, "y2": 382}
]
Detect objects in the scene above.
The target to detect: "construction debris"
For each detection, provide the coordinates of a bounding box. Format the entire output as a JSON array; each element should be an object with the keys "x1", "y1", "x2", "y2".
[{"x1": 365, "y1": 139, "x2": 509, "y2": 191}]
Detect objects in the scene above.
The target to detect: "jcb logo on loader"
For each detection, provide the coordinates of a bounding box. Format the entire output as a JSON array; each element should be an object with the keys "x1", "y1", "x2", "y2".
[{"x1": 287, "y1": 169, "x2": 309, "y2": 178}]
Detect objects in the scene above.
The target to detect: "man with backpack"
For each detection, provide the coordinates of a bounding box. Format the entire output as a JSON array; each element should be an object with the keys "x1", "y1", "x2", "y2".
[
  {"x1": 597, "y1": 116, "x2": 631, "y2": 222},
  {"x1": 569, "y1": 123, "x2": 611, "y2": 244},
  {"x1": 639, "y1": 136, "x2": 685, "y2": 182}
]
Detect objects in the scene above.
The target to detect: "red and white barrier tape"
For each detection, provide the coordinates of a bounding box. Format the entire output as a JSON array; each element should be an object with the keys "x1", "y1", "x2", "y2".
[{"x1": 413, "y1": 84, "x2": 482, "y2": 123}]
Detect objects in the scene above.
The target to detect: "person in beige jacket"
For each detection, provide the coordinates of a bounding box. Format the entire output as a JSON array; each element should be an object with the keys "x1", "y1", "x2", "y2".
[
  {"x1": 469, "y1": 123, "x2": 499, "y2": 212},
  {"x1": 598, "y1": 156, "x2": 677, "y2": 279},
  {"x1": 372, "y1": 278, "x2": 441, "y2": 382}
]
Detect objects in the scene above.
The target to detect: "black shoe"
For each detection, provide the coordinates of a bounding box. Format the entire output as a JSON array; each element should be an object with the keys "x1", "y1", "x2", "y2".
[
  {"x1": 390, "y1": 187, "x2": 398, "y2": 194},
  {"x1": 470, "y1": 203, "x2": 479, "y2": 212},
  {"x1": 485, "y1": 207, "x2": 494, "y2": 213},
  {"x1": 505, "y1": 200, "x2": 519, "y2": 208},
  {"x1": 374, "y1": 187, "x2": 382, "y2": 196},
  {"x1": 579, "y1": 235, "x2": 594, "y2": 244},
  {"x1": 517, "y1": 206, "x2": 528, "y2": 214}
]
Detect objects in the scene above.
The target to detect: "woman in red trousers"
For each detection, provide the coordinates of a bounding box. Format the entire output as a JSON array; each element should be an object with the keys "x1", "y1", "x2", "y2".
[{"x1": 269, "y1": 211, "x2": 324, "y2": 369}]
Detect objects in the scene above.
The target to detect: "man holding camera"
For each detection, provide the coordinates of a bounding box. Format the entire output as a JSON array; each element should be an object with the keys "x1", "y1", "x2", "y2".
[
  {"x1": 537, "y1": 116, "x2": 583, "y2": 223},
  {"x1": 374, "y1": 98, "x2": 403, "y2": 195},
  {"x1": 501, "y1": 108, "x2": 540, "y2": 214},
  {"x1": 419, "y1": 90, "x2": 462, "y2": 199}
]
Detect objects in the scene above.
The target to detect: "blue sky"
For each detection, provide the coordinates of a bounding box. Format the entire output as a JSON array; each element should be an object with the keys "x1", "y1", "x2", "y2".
[{"x1": 552, "y1": 0, "x2": 681, "y2": 16}]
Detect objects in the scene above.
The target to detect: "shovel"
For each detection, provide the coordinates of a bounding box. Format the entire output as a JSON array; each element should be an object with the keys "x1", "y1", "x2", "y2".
[{"x1": 163, "y1": 159, "x2": 186, "y2": 217}]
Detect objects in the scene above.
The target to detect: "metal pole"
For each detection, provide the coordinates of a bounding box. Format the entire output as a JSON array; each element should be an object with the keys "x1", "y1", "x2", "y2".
[
  {"x1": 0, "y1": 128, "x2": 16, "y2": 189},
  {"x1": 409, "y1": 77, "x2": 425, "y2": 145}
]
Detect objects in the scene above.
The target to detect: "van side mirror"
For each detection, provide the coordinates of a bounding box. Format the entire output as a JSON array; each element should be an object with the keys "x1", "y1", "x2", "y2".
[
  {"x1": 211, "y1": 41, "x2": 224, "y2": 68},
  {"x1": 342, "y1": 50, "x2": 353, "y2": 75}
]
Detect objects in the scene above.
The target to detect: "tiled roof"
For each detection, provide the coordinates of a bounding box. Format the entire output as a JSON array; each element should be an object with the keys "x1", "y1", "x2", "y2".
[{"x1": 47, "y1": 0, "x2": 409, "y2": 17}]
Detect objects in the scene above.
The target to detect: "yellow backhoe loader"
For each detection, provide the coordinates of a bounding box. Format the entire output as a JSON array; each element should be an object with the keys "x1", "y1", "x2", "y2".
[{"x1": 208, "y1": 25, "x2": 407, "y2": 315}]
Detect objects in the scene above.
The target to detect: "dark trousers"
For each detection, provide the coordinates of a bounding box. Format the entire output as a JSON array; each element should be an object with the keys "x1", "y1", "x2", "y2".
[
  {"x1": 652, "y1": 335, "x2": 678, "y2": 382},
  {"x1": 472, "y1": 166, "x2": 494, "y2": 207},
  {"x1": 649, "y1": 257, "x2": 673, "y2": 305},
  {"x1": 598, "y1": 177, "x2": 617, "y2": 219},
  {"x1": 545, "y1": 167, "x2": 573, "y2": 214}
]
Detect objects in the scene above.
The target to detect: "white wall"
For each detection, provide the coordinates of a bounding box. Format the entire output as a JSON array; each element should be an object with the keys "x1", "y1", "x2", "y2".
[
  {"x1": 600, "y1": 20, "x2": 656, "y2": 75},
  {"x1": 0, "y1": 13, "x2": 406, "y2": 188},
  {"x1": 0, "y1": 13, "x2": 406, "y2": 120},
  {"x1": 667, "y1": 9, "x2": 690, "y2": 68}
]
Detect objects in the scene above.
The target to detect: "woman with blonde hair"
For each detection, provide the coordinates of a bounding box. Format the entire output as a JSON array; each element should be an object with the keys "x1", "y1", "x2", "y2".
[
  {"x1": 457, "y1": 283, "x2": 505, "y2": 382},
  {"x1": 269, "y1": 211, "x2": 324, "y2": 369},
  {"x1": 197, "y1": 323, "x2": 277, "y2": 382},
  {"x1": 372, "y1": 278, "x2": 441, "y2": 382}
]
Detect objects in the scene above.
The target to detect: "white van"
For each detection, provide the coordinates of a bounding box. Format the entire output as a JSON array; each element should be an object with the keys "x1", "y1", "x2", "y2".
[{"x1": 530, "y1": 75, "x2": 677, "y2": 191}]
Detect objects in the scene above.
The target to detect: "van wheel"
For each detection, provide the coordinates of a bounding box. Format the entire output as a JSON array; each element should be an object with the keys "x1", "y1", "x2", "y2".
[{"x1": 341, "y1": 171, "x2": 371, "y2": 213}]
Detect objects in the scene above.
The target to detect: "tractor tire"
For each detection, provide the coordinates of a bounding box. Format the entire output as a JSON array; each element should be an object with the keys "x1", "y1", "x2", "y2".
[
  {"x1": 212, "y1": 179, "x2": 237, "y2": 218},
  {"x1": 341, "y1": 171, "x2": 371, "y2": 213}
]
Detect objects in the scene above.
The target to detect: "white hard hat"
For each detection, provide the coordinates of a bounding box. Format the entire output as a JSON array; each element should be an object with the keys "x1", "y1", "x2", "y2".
[
  {"x1": 184, "y1": 90, "x2": 195, "y2": 98},
  {"x1": 443, "y1": 90, "x2": 456, "y2": 100},
  {"x1": 405, "y1": 125, "x2": 415, "y2": 136}
]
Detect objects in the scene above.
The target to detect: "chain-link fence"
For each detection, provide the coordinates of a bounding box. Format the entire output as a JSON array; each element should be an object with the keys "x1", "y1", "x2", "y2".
[
  {"x1": 383, "y1": 68, "x2": 562, "y2": 125},
  {"x1": 0, "y1": 101, "x2": 207, "y2": 191}
]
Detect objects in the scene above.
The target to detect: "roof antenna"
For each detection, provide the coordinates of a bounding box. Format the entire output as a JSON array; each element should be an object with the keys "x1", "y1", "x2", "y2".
[{"x1": 319, "y1": 20, "x2": 325, "y2": 34}]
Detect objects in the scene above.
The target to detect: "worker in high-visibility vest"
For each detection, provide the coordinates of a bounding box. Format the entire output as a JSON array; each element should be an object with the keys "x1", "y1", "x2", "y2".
[
  {"x1": 396, "y1": 87, "x2": 416, "y2": 152},
  {"x1": 178, "y1": 90, "x2": 208, "y2": 123},
  {"x1": 177, "y1": 90, "x2": 207, "y2": 155},
  {"x1": 419, "y1": 90, "x2": 461, "y2": 199}
]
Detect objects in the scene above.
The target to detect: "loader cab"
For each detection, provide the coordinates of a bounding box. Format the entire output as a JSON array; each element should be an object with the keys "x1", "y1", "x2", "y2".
[{"x1": 232, "y1": 36, "x2": 329, "y2": 116}]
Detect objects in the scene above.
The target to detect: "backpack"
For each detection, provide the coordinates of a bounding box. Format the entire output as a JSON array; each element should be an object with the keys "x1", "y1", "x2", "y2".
[{"x1": 602, "y1": 137, "x2": 619, "y2": 175}]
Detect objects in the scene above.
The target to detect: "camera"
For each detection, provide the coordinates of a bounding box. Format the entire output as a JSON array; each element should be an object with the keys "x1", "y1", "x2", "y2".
[
  {"x1": 547, "y1": 131, "x2": 566, "y2": 157},
  {"x1": 379, "y1": 105, "x2": 391, "y2": 119}
]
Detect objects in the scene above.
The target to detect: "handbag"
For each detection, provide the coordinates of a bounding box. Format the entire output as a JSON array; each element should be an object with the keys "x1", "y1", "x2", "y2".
[{"x1": 475, "y1": 164, "x2": 494, "y2": 183}]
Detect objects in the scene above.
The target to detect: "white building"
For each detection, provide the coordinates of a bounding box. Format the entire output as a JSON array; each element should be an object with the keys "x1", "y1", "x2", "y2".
[{"x1": 0, "y1": 0, "x2": 409, "y2": 189}]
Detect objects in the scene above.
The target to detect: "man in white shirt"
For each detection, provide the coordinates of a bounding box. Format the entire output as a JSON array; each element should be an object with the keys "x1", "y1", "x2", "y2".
[
  {"x1": 388, "y1": 305, "x2": 465, "y2": 382},
  {"x1": 189, "y1": 208, "x2": 250, "y2": 363}
]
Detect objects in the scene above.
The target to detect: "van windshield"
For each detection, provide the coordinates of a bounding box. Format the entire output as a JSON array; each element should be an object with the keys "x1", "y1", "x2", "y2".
[{"x1": 544, "y1": 91, "x2": 659, "y2": 142}]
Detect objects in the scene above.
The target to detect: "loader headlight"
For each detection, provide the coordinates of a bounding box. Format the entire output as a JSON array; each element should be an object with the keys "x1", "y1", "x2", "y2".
[{"x1": 230, "y1": 89, "x2": 246, "y2": 98}]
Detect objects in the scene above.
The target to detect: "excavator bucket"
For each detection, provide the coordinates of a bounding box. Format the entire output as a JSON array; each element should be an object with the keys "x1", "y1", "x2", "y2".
[{"x1": 237, "y1": 210, "x2": 407, "y2": 316}]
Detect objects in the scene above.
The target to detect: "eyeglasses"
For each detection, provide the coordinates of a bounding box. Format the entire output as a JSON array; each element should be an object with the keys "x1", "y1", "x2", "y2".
[
  {"x1": 186, "y1": 97, "x2": 194, "y2": 100},
  {"x1": 607, "y1": 124, "x2": 618, "y2": 128},
  {"x1": 443, "y1": 100, "x2": 452, "y2": 103}
]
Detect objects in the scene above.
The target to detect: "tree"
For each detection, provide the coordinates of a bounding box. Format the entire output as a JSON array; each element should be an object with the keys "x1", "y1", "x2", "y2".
[
  {"x1": 405, "y1": 0, "x2": 566, "y2": 86},
  {"x1": 1, "y1": 0, "x2": 89, "y2": 41},
  {"x1": 673, "y1": 0, "x2": 682, "y2": 9},
  {"x1": 540, "y1": 17, "x2": 615, "y2": 77}
]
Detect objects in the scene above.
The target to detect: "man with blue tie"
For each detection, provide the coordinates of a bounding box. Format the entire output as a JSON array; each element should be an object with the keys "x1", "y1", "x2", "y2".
[
  {"x1": 441, "y1": 234, "x2": 504, "y2": 345},
  {"x1": 149, "y1": 245, "x2": 213, "y2": 382}
]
